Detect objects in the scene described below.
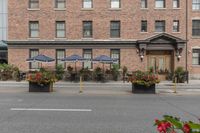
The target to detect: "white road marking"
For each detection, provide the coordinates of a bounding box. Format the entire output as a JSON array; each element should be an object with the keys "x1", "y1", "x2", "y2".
[{"x1": 10, "y1": 108, "x2": 92, "y2": 112}]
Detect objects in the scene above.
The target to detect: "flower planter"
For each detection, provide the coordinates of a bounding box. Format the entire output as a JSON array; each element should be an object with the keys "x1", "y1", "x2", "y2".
[
  {"x1": 132, "y1": 84, "x2": 156, "y2": 94},
  {"x1": 29, "y1": 82, "x2": 53, "y2": 92}
]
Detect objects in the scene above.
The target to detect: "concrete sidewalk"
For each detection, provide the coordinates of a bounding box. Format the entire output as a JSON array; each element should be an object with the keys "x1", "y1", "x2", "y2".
[{"x1": 0, "y1": 80, "x2": 200, "y2": 95}]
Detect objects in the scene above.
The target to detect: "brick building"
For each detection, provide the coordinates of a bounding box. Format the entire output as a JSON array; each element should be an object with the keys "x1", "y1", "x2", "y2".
[{"x1": 6, "y1": 0, "x2": 200, "y2": 79}]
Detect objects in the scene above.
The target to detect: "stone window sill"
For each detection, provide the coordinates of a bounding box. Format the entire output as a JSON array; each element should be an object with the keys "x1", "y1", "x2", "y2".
[
  {"x1": 28, "y1": 38, "x2": 40, "y2": 40},
  {"x1": 191, "y1": 36, "x2": 200, "y2": 39},
  {"x1": 27, "y1": 8, "x2": 40, "y2": 11},
  {"x1": 81, "y1": 8, "x2": 94, "y2": 11},
  {"x1": 54, "y1": 38, "x2": 67, "y2": 40},
  {"x1": 54, "y1": 8, "x2": 66, "y2": 11},
  {"x1": 109, "y1": 8, "x2": 121, "y2": 11},
  {"x1": 154, "y1": 8, "x2": 166, "y2": 10}
]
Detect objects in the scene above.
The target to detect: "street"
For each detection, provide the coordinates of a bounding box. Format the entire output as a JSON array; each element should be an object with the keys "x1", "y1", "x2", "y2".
[{"x1": 0, "y1": 82, "x2": 199, "y2": 133}]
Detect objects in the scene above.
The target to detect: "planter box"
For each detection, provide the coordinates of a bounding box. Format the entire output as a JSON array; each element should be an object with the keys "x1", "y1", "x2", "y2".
[
  {"x1": 132, "y1": 84, "x2": 155, "y2": 94},
  {"x1": 29, "y1": 82, "x2": 53, "y2": 92}
]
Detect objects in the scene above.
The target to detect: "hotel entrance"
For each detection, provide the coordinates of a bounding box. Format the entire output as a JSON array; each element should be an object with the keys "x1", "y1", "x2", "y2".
[{"x1": 147, "y1": 51, "x2": 174, "y2": 80}]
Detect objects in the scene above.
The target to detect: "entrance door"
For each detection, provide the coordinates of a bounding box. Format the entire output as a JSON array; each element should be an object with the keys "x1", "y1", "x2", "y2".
[{"x1": 147, "y1": 51, "x2": 172, "y2": 80}]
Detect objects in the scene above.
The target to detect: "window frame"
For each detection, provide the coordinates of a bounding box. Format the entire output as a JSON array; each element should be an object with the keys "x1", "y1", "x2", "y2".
[
  {"x1": 83, "y1": 21, "x2": 93, "y2": 38},
  {"x1": 141, "y1": 20, "x2": 148, "y2": 32},
  {"x1": 155, "y1": 20, "x2": 165, "y2": 32},
  {"x1": 56, "y1": 49, "x2": 66, "y2": 68},
  {"x1": 29, "y1": 49, "x2": 39, "y2": 69},
  {"x1": 173, "y1": 0, "x2": 180, "y2": 8},
  {"x1": 192, "y1": 0, "x2": 200, "y2": 10},
  {"x1": 110, "y1": 0, "x2": 121, "y2": 8},
  {"x1": 173, "y1": 20, "x2": 180, "y2": 32},
  {"x1": 83, "y1": 49, "x2": 93, "y2": 69},
  {"x1": 55, "y1": 0, "x2": 66, "y2": 9},
  {"x1": 29, "y1": 21, "x2": 39, "y2": 38},
  {"x1": 141, "y1": 0, "x2": 148, "y2": 8},
  {"x1": 110, "y1": 49, "x2": 120, "y2": 68},
  {"x1": 192, "y1": 49, "x2": 200, "y2": 65},
  {"x1": 155, "y1": 0, "x2": 165, "y2": 8},
  {"x1": 110, "y1": 21, "x2": 121, "y2": 38},
  {"x1": 192, "y1": 20, "x2": 200, "y2": 36},
  {"x1": 55, "y1": 21, "x2": 66, "y2": 38},
  {"x1": 29, "y1": 0, "x2": 39, "y2": 9},
  {"x1": 82, "y1": 0, "x2": 93, "y2": 8}
]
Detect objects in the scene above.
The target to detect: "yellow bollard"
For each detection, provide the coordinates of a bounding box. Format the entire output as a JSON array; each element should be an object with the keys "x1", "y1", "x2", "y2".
[
  {"x1": 174, "y1": 77, "x2": 177, "y2": 93},
  {"x1": 79, "y1": 76, "x2": 83, "y2": 93}
]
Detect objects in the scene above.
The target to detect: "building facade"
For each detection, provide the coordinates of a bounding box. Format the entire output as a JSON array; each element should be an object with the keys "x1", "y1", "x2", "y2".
[
  {"x1": 0, "y1": 0, "x2": 8, "y2": 63},
  {"x1": 6, "y1": 0, "x2": 200, "y2": 79}
]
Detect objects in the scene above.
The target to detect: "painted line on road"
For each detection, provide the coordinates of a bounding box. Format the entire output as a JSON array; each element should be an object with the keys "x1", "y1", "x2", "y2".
[{"x1": 10, "y1": 108, "x2": 92, "y2": 112}]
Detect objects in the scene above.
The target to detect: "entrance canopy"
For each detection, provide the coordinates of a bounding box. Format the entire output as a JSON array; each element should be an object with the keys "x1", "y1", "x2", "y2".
[{"x1": 137, "y1": 33, "x2": 186, "y2": 50}]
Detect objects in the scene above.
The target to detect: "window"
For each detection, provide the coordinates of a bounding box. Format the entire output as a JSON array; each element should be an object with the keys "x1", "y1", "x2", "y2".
[
  {"x1": 173, "y1": 20, "x2": 179, "y2": 32},
  {"x1": 111, "y1": 49, "x2": 120, "y2": 67},
  {"x1": 141, "y1": 20, "x2": 147, "y2": 32},
  {"x1": 83, "y1": 21, "x2": 92, "y2": 38},
  {"x1": 56, "y1": 49, "x2": 65, "y2": 68},
  {"x1": 155, "y1": 20, "x2": 165, "y2": 32},
  {"x1": 110, "y1": 21, "x2": 120, "y2": 38},
  {"x1": 111, "y1": 0, "x2": 120, "y2": 8},
  {"x1": 29, "y1": 0, "x2": 39, "y2": 9},
  {"x1": 83, "y1": 0, "x2": 92, "y2": 8},
  {"x1": 56, "y1": 21, "x2": 65, "y2": 38},
  {"x1": 29, "y1": 49, "x2": 39, "y2": 69},
  {"x1": 29, "y1": 21, "x2": 39, "y2": 38},
  {"x1": 141, "y1": 0, "x2": 147, "y2": 8},
  {"x1": 155, "y1": 0, "x2": 165, "y2": 8},
  {"x1": 192, "y1": 49, "x2": 200, "y2": 65},
  {"x1": 192, "y1": 20, "x2": 200, "y2": 36},
  {"x1": 173, "y1": 0, "x2": 180, "y2": 8},
  {"x1": 192, "y1": 0, "x2": 200, "y2": 10},
  {"x1": 55, "y1": 0, "x2": 66, "y2": 8},
  {"x1": 83, "y1": 49, "x2": 92, "y2": 69}
]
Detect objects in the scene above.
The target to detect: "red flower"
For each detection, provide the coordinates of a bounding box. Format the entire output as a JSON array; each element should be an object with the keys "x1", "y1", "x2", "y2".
[{"x1": 183, "y1": 124, "x2": 190, "y2": 133}]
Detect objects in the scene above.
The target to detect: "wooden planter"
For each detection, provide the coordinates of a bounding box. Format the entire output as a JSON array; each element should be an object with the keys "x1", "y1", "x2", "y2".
[
  {"x1": 132, "y1": 84, "x2": 156, "y2": 94},
  {"x1": 29, "y1": 82, "x2": 53, "y2": 92}
]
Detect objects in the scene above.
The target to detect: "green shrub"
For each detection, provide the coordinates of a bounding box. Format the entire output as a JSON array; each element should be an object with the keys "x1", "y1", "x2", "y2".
[
  {"x1": 0, "y1": 64, "x2": 18, "y2": 81},
  {"x1": 174, "y1": 67, "x2": 186, "y2": 83},
  {"x1": 111, "y1": 64, "x2": 120, "y2": 81},
  {"x1": 55, "y1": 65, "x2": 65, "y2": 80}
]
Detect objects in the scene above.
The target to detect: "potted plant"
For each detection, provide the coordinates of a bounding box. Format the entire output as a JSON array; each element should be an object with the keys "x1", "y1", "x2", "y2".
[
  {"x1": 173, "y1": 67, "x2": 186, "y2": 83},
  {"x1": 154, "y1": 115, "x2": 200, "y2": 133},
  {"x1": 93, "y1": 67, "x2": 104, "y2": 82},
  {"x1": 26, "y1": 68, "x2": 57, "y2": 92},
  {"x1": 55, "y1": 64, "x2": 65, "y2": 81},
  {"x1": 111, "y1": 64, "x2": 120, "y2": 81},
  {"x1": 129, "y1": 70, "x2": 160, "y2": 94},
  {"x1": 79, "y1": 67, "x2": 92, "y2": 81}
]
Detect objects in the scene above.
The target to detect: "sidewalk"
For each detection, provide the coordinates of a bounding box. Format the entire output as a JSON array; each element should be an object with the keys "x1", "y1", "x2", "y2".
[{"x1": 0, "y1": 80, "x2": 200, "y2": 95}]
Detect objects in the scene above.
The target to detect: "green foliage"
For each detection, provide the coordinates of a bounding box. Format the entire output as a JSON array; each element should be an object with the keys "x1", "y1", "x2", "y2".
[
  {"x1": 130, "y1": 70, "x2": 160, "y2": 87},
  {"x1": 55, "y1": 65, "x2": 65, "y2": 80},
  {"x1": 174, "y1": 67, "x2": 186, "y2": 83},
  {"x1": 79, "y1": 67, "x2": 92, "y2": 81},
  {"x1": 27, "y1": 68, "x2": 57, "y2": 85},
  {"x1": 111, "y1": 64, "x2": 120, "y2": 81},
  {"x1": 67, "y1": 65, "x2": 73, "y2": 73},
  {"x1": 0, "y1": 64, "x2": 20, "y2": 81},
  {"x1": 122, "y1": 66, "x2": 128, "y2": 76},
  {"x1": 155, "y1": 115, "x2": 200, "y2": 133}
]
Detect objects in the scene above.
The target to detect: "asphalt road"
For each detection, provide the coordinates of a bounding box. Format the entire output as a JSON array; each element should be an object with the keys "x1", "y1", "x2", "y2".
[{"x1": 0, "y1": 83, "x2": 200, "y2": 133}]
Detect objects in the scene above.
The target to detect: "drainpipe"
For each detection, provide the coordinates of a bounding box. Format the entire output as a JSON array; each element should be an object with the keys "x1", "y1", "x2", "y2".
[{"x1": 186, "y1": 0, "x2": 189, "y2": 82}]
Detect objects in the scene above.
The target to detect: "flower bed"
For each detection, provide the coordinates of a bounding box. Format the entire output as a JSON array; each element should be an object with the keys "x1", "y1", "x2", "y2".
[
  {"x1": 26, "y1": 68, "x2": 57, "y2": 92},
  {"x1": 129, "y1": 71, "x2": 160, "y2": 94},
  {"x1": 154, "y1": 115, "x2": 200, "y2": 133}
]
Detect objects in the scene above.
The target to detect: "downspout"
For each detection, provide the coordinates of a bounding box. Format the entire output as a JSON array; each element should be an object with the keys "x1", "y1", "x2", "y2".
[{"x1": 186, "y1": 0, "x2": 189, "y2": 82}]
